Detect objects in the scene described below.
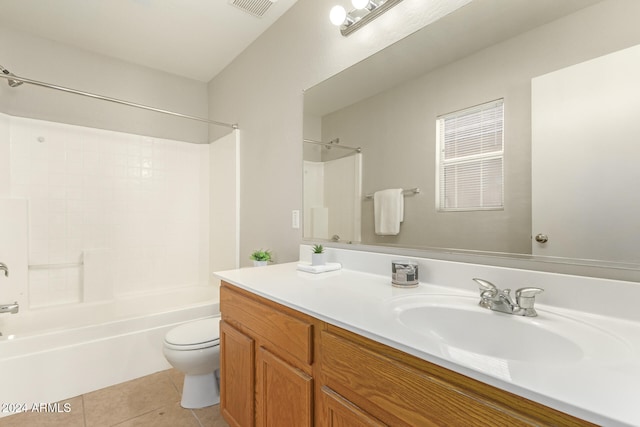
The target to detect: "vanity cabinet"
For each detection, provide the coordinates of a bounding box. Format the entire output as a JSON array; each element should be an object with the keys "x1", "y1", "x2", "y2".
[
  {"x1": 220, "y1": 282, "x2": 316, "y2": 427},
  {"x1": 220, "y1": 281, "x2": 594, "y2": 427},
  {"x1": 319, "y1": 326, "x2": 595, "y2": 427}
]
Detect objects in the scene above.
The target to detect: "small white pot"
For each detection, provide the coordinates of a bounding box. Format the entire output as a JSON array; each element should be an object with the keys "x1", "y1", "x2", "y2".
[
  {"x1": 311, "y1": 252, "x2": 326, "y2": 266},
  {"x1": 253, "y1": 260, "x2": 268, "y2": 267}
]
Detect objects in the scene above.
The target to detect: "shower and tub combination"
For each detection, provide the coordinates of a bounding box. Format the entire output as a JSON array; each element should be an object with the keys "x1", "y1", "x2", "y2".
[
  {"x1": 0, "y1": 286, "x2": 219, "y2": 415},
  {"x1": 0, "y1": 65, "x2": 237, "y2": 415}
]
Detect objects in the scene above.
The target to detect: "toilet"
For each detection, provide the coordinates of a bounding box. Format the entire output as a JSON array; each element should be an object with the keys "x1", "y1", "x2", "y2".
[{"x1": 163, "y1": 316, "x2": 221, "y2": 409}]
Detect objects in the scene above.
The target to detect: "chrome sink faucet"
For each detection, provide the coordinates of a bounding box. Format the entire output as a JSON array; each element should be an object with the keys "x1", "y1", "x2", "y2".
[{"x1": 473, "y1": 278, "x2": 543, "y2": 317}]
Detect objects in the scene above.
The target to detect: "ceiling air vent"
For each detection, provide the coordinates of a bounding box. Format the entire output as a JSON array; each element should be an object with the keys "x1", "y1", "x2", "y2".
[{"x1": 229, "y1": 0, "x2": 276, "y2": 18}]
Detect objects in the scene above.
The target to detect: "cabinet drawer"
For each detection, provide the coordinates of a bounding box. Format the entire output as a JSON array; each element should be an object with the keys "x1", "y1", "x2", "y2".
[
  {"x1": 321, "y1": 331, "x2": 539, "y2": 427},
  {"x1": 221, "y1": 284, "x2": 313, "y2": 365}
]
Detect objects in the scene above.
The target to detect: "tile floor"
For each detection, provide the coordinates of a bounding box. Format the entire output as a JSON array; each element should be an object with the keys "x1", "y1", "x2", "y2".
[{"x1": 0, "y1": 369, "x2": 229, "y2": 427}]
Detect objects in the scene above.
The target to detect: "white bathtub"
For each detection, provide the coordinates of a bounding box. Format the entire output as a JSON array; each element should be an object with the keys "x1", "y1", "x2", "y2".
[{"x1": 0, "y1": 285, "x2": 219, "y2": 417}]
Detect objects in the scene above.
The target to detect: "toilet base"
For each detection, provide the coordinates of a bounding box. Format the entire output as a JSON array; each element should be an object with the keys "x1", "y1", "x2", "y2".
[{"x1": 180, "y1": 370, "x2": 220, "y2": 409}]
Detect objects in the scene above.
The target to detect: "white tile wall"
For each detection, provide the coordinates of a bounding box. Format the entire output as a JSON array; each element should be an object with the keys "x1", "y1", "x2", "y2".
[{"x1": 8, "y1": 116, "x2": 209, "y2": 307}]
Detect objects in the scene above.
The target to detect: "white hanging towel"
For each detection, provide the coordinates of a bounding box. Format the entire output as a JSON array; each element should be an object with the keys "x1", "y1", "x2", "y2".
[{"x1": 374, "y1": 188, "x2": 404, "y2": 235}]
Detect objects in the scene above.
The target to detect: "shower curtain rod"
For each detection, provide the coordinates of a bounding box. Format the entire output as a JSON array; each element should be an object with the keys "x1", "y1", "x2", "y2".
[
  {"x1": 304, "y1": 138, "x2": 362, "y2": 153},
  {"x1": 0, "y1": 69, "x2": 238, "y2": 130}
]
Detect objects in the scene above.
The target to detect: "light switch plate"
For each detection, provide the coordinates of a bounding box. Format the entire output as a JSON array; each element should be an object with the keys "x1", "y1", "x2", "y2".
[{"x1": 292, "y1": 210, "x2": 300, "y2": 229}]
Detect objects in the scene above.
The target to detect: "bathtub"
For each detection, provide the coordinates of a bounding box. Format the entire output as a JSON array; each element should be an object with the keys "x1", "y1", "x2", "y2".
[{"x1": 0, "y1": 285, "x2": 219, "y2": 417}]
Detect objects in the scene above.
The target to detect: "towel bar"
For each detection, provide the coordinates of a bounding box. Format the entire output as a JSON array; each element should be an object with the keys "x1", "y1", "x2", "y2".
[{"x1": 364, "y1": 187, "x2": 420, "y2": 199}]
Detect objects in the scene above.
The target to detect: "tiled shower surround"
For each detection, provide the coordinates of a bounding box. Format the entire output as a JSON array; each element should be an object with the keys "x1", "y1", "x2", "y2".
[{"x1": 3, "y1": 114, "x2": 209, "y2": 307}]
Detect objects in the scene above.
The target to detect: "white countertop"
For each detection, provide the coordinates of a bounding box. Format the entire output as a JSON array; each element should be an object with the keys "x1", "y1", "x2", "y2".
[{"x1": 215, "y1": 261, "x2": 640, "y2": 427}]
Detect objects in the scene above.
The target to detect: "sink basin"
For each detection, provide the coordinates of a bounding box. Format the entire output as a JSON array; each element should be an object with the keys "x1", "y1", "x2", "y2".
[{"x1": 390, "y1": 295, "x2": 631, "y2": 365}]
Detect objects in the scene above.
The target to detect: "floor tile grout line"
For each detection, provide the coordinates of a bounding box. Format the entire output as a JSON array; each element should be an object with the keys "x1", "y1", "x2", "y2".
[
  {"x1": 113, "y1": 399, "x2": 186, "y2": 427},
  {"x1": 191, "y1": 408, "x2": 204, "y2": 427},
  {"x1": 109, "y1": 406, "x2": 162, "y2": 427}
]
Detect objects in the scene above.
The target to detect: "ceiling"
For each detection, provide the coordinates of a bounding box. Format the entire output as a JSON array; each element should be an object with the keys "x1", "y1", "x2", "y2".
[{"x1": 0, "y1": 0, "x2": 298, "y2": 82}]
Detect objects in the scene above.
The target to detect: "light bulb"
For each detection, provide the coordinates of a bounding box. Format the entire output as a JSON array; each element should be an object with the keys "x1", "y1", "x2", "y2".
[
  {"x1": 329, "y1": 5, "x2": 347, "y2": 26},
  {"x1": 351, "y1": 0, "x2": 369, "y2": 9}
]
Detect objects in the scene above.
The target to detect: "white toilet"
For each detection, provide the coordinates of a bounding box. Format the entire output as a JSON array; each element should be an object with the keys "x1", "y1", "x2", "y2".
[{"x1": 163, "y1": 316, "x2": 221, "y2": 409}]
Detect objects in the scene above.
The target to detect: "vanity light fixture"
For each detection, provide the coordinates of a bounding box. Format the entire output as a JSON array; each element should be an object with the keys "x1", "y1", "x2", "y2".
[{"x1": 330, "y1": 0, "x2": 404, "y2": 36}]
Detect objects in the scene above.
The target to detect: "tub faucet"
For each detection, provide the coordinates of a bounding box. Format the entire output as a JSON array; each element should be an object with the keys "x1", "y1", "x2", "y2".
[
  {"x1": 0, "y1": 262, "x2": 7, "y2": 277},
  {"x1": 473, "y1": 278, "x2": 543, "y2": 317},
  {"x1": 0, "y1": 301, "x2": 19, "y2": 314}
]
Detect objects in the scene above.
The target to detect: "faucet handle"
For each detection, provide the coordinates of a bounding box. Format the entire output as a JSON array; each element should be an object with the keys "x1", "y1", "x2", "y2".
[
  {"x1": 473, "y1": 278, "x2": 497, "y2": 295},
  {"x1": 473, "y1": 278, "x2": 497, "y2": 290},
  {"x1": 515, "y1": 287, "x2": 544, "y2": 309},
  {"x1": 473, "y1": 279, "x2": 498, "y2": 310}
]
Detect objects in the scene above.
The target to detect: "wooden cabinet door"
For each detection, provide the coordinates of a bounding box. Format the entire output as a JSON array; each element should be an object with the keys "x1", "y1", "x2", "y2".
[
  {"x1": 321, "y1": 386, "x2": 387, "y2": 427},
  {"x1": 256, "y1": 347, "x2": 313, "y2": 427},
  {"x1": 220, "y1": 321, "x2": 255, "y2": 427}
]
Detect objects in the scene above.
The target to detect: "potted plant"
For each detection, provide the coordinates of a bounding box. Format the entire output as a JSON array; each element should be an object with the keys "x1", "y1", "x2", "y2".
[
  {"x1": 311, "y1": 244, "x2": 326, "y2": 266},
  {"x1": 250, "y1": 249, "x2": 272, "y2": 267}
]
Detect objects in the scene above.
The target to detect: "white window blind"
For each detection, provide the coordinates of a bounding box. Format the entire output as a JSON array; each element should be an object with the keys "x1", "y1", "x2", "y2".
[{"x1": 437, "y1": 99, "x2": 504, "y2": 211}]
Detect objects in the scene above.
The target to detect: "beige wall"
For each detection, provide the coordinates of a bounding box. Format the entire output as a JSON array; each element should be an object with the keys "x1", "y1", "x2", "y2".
[
  {"x1": 207, "y1": 0, "x2": 472, "y2": 265},
  {"x1": 0, "y1": 26, "x2": 209, "y2": 144}
]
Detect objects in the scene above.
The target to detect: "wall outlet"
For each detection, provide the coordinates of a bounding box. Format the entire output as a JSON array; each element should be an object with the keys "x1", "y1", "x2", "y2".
[{"x1": 292, "y1": 210, "x2": 300, "y2": 229}]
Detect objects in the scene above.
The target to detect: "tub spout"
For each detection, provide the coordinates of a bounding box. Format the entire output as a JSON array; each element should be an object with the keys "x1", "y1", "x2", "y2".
[
  {"x1": 0, "y1": 262, "x2": 7, "y2": 277},
  {"x1": 0, "y1": 302, "x2": 19, "y2": 314}
]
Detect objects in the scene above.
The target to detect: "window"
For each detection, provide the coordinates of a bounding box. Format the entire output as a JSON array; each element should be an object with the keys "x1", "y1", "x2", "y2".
[{"x1": 436, "y1": 99, "x2": 504, "y2": 211}]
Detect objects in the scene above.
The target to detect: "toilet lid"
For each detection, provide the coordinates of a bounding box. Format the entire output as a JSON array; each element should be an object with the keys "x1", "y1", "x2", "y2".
[{"x1": 165, "y1": 317, "x2": 220, "y2": 347}]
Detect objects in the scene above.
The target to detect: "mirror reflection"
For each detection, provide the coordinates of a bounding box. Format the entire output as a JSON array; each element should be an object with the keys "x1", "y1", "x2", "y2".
[{"x1": 303, "y1": 0, "x2": 640, "y2": 267}]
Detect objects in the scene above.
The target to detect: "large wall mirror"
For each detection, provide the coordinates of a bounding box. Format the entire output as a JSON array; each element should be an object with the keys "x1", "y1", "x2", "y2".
[{"x1": 303, "y1": 0, "x2": 640, "y2": 274}]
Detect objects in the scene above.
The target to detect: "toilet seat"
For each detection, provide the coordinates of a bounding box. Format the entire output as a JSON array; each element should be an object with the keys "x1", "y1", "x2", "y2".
[{"x1": 164, "y1": 317, "x2": 220, "y2": 351}]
